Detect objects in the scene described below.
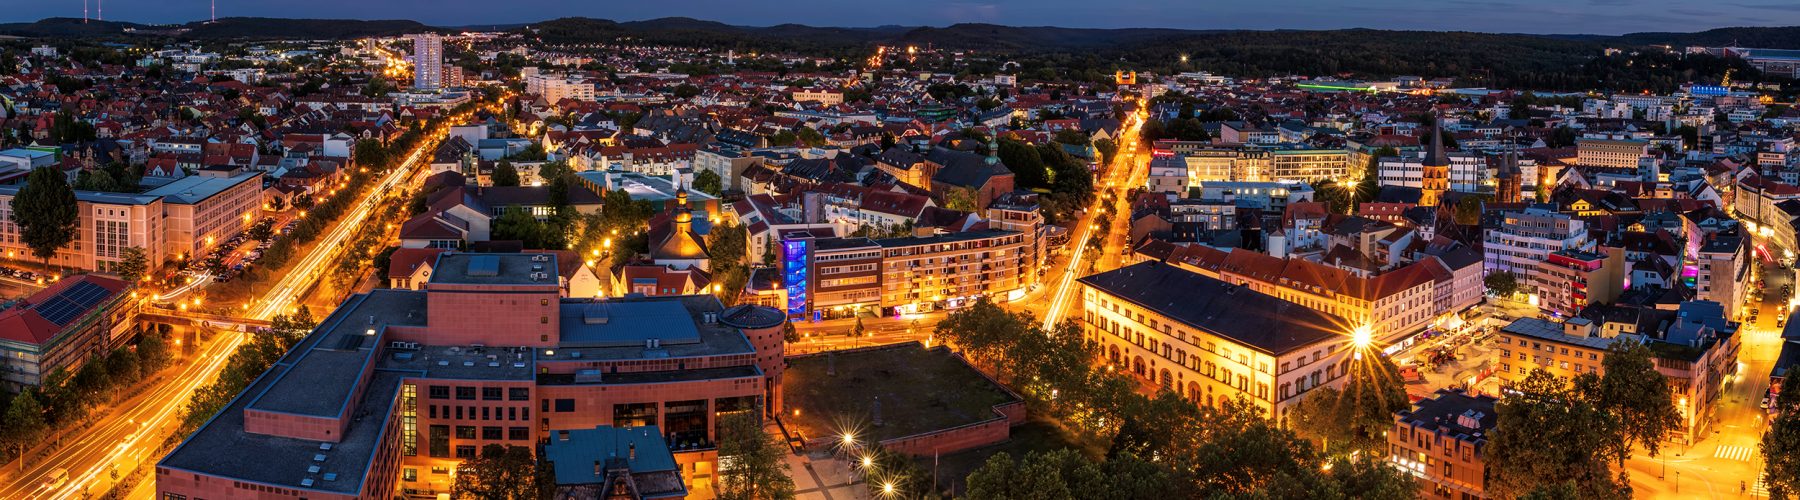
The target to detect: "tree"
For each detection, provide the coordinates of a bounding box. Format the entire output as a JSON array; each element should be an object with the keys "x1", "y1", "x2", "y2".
[
  {"x1": 1764, "y1": 363, "x2": 1800, "y2": 498},
  {"x1": 451, "y1": 444, "x2": 539, "y2": 500},
  {"x1": 673, "y1": 83, "x2": 702, "y2": 98},
  {"x1": 1, "y1": 391, "x2": 46, "y2": 458},
  {"x1": 1484, "y1": 369, "x2": 1626, "y2": 500},
  {"x1": 491, "y1": 161, "x2": 521, "y2": 187},
  {"x1": 116, "y1": 246, "x2": 148, "y2": 283},
  {"x1": 1485, "y1": 271, "x2": 1520, "y2": 297},
  {"x1": 494, "y1": 207, "x2": 547, "y2": 248},
  {"x1": 965, "y1": 449, "x2": 1174, "y2": 500},
  {"x1": 1582, "y1": 338, "x2": 1680, "y2": 463},
  {"x1": 137, "y1": 329, "x2": 172, "y2": 378},
  {"x1": 1290, "y1": 353, "x2": 1408, "y2": 455},
  {"x1": 716, "y1": 411, "x2": 794, "y2": 500},
  {"x1": 850, "y1": 315, "x2": 865, "y2": 338},
  {"x1": 998, "y1": 139, "x2": 1050, "y2": 189},
  {"x1": 945, "y1": 188, "x2": 979, "y2": 212},
  {"x1": 693, "y1": 169, "x2": 724, "y2": 197},
  {"x1": 13, "y1": 167, "x2": 80, "y2": 267}
]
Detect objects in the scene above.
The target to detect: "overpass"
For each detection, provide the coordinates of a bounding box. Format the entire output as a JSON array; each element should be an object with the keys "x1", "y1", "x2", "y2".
[{"x1": 138, "y1": 307, "x2": 273, "y2": 332}]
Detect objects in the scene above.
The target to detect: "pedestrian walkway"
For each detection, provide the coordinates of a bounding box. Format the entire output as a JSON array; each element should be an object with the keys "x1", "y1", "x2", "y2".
[
  {"x1": 1753, "y1": 478, "x2": 1770, "y2": 498},
  {"x1": 1714, "y1": 444, "x2": 1755, "y2": 462}
]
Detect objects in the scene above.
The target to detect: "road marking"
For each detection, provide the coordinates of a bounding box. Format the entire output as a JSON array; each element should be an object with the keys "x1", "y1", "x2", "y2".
[
  {"x1": 1715, "y1": 444, "x2": 1755, "y2": 462},
  {"x1": 1754, "y1": 478, "x2": 1770, "y2": 497}
]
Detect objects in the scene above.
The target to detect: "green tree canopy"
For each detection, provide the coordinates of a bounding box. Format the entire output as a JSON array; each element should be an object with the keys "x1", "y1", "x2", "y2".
[
  {"x1": 451, "y1": 444, "x2": 540, "y2": 500},
  {"x1": 13, "y1": 167, "x2": 80, "y2": 265},
  {"x1": 717, "y1": 411, "x2": 793, "y2": 500},
  {"x1": 491, "y1": 160, "x2": 521, "y2": 187}
]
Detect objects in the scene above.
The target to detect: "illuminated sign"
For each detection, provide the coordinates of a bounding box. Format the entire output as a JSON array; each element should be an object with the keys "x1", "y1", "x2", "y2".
[{"x1": 783, "y1": 239, "x2": 810, "y2": 316}]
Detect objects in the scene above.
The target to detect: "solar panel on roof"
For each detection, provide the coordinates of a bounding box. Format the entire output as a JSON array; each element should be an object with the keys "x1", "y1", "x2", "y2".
[{"x1": 30, "y1": 281, "x2": 115, "y2": 326}]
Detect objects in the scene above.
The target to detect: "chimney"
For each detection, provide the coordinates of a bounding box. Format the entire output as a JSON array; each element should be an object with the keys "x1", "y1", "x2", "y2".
[{"x1": 629, "y1": 443, "x2": 636, "y2": 460}]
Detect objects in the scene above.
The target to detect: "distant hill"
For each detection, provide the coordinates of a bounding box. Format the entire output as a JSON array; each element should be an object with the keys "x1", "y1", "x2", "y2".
[
  {"x1": 179, "y1": 17, "x2": 437, "y2": 39},
  {"x1": 530, "y1": 17, "x2": 899, "y2": 54},
  {"x1": 0, "y1": 17, "x2": 152, "y2": 38},
  {"x1": 893, "y1": 23, "x2": 1215, "y2": 52},
  {"x1": 1610, "y1": 26, "x2": 1800, "y2": 50}
]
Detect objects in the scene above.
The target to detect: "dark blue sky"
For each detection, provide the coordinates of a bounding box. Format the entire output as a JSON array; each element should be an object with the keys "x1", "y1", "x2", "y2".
[{"x1": 11, "y1": 0, "x2": 1800, "y2": 35}]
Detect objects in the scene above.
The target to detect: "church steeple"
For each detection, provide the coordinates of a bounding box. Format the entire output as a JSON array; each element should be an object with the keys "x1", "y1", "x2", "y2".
[
  {"x1": 673, "y1": 182, "x2": 693, "y2": 226},
  {"x1": 1423, "y1": 110, "x2": 1448, "y2": 167},
  {"x1": 985, "y1": 136, "x2": 999, "y2": 166}
]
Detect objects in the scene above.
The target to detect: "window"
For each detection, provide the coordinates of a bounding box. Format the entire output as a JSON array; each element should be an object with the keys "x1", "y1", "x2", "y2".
[
  {"x1": 428, "y1": 425, "x2": 449, "y2": 457},
  {"x1": 483, "y1": 387, "x2": 502, "y2": 401},
  {"x1": 402, "y1": 468, "x2": 418, "y2": 482},
  {"x1": 456, "y1": 426, "x2": 476, "y2": 439},
  {"x1": 455, "y1": 445, "x2": 477, "y2": 459},
  {"x1": 509, "y1": 388, "x2": 529, "y2": 401},
  {"x1": 555, "y1": 399, "x2": 575, "y2": 412},
  {"x1": 455, "y1": 387, "x2": 476, "y2": 400},
  {"x1": 510, "y1": 427, "x2": 530, "y2": 440},
  {"x1": 483, "y1": 426, "x2": 503, "y2": 440},
  {"x1": 428, "y1": 385, "x2": 450, "y2": 399}
]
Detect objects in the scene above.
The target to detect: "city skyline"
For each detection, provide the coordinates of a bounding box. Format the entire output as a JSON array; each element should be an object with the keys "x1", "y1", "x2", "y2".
[{"x1": 8, "y1": 0, "x2": 1800, "y2": 35}]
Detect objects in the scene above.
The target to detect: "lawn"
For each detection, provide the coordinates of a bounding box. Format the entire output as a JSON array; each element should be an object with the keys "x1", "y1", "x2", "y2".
[{"x1": 782, "y1": 342, "x2": 1018, "y2": 443}]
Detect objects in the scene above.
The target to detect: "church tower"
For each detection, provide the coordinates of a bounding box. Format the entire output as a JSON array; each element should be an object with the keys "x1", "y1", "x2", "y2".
[{"x1": 1419, "y1": 110, "x2": 1451, "y2": 207}]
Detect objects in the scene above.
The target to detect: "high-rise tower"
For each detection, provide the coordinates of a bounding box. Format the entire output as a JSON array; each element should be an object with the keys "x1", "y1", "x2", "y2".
[{"x1": 410, "y1": 33, "x2": 443, "y2": 91}]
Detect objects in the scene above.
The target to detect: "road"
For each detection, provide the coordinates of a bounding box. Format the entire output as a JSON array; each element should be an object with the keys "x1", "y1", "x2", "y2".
[
  {"x1": 1039, "y1": 103, "x2": 1148, "y2": 330},
  {"x1": 0, "y1": 104, "x2": 488, "y2": 500},
  {"x1": 1623, "y1": 257, "x2": 1791, "y2": 499}
]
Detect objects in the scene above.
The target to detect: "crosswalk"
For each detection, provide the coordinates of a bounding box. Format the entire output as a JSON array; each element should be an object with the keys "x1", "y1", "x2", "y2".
[
  {"x1": 1715, "y1": 444, "x2": 1756, "y2": 462},
  {"x1": 1753, "y1": 478, "x2": 1770, "y2": 498}
]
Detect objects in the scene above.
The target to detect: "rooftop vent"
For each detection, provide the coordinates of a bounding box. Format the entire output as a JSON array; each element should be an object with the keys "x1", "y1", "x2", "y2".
[
  {"x1": 532, "y1": 254, "x2": 550, "y2": 262},
  {"x1": 1456, "y1": 409, "x2": 1485, "y2": 430}
]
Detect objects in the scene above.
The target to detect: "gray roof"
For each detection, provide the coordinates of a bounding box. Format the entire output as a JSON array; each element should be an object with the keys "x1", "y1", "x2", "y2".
[
  {"x1": 874, "y1": 229, "x2": 1019, "y2": 248},
  {"x1": 141, "y1": 172, "x2": 263, "y2": 204},
  {"x1": 1499, "y1": 317, "x2": 1632, "y2": 350},
  {"x1": 429, "y1": 252, "x2": 563, "y2": 286},
  {"x1": 1077, "y1": 261, "x2": 1350, "y2": 355}
]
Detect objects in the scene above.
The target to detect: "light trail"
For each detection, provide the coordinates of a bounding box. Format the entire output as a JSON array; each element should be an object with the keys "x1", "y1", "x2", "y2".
[
  {"x1": 6, "y1": 105, "x2": 488, "y2": 500},
  {"x1": 1041, "y1": 104, "x2": 1146, "y2": 330}
]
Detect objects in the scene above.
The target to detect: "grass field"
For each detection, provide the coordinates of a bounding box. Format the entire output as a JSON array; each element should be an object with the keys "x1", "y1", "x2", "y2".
[{"x1": 782, "y1": 342, "x2": 1018, "y2": 443}]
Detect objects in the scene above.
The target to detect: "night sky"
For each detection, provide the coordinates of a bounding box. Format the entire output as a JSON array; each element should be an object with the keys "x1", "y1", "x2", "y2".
[{"x1": 10, "y1": 0, "x2": 1800, "y2": 35}]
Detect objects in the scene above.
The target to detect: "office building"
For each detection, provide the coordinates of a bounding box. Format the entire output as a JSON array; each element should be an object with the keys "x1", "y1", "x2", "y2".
[
  {"x1": 411, "y1": 33, "x2": 443, "y2": 90},
  {"x1": 0, "y1": 275, "x2": 136, "y2": 391},
  {"x1": 542, "y1": 425, "x2": 688, "y2": 499},
  {"x1": 0, "y1": 172, "x2": 261, "y2": 272},
  {"x1": 157, "y1": 252, "x2": 788, "y2": 499},
  {"x1": 1528, "y1": 247, "x2": 1625, "y2": 316},
  {"x1": 1483, "y1": 207, "x2": 1594, "y2": 281},
  {"x1": 1696, "y1": 234, "x2": 1751, "y2": 318},
  {"x1": 778, "y1": 233, "x2": 882, "y2": 319},
  {"x1": 1079, "y1": 261, "x2": 1356, "y2": 419}
]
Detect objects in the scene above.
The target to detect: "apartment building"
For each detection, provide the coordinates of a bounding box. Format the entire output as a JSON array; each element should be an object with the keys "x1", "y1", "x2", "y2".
[
  {"x1": 410, "y1": 33, "x2": 443, "y2": 90},
  {"x1": 1494, "y1": 317, "x2": 1624, "y2": 384},
  {"x1": 1529, "y1": 247, "x2": 1626, "y2": 316},
  {"x1": 1696, "y1": 234, "x2": 1751, "y2": 319},
  {"x1": 526, "y1": 73, "x2": 596, "y2": 102},
  {"x1": 778, "y1": 233, "x2": 882, "y2": 319},
  {"x1": 1079, "y1": 261, "x2": 1356, "y2": 419},
  {"x1": 1388, "y1": 389, "x2": 1498, "y2": 500},
  {"x1": 875, "y1": 229, "x2": 1031, "y2": 314},
  {"x1": 1483, "y1": 207, "x2": 1594, "y2": 280},
  {"x1": 0, "y1": 275, "x2": 137, "y2": 391},
  {"x1": 157, "y1": 253, "x2": 788, "y2": 500},
  {"x1": 1267, "y1": 148, "x2": 1351, "y2": 181}
]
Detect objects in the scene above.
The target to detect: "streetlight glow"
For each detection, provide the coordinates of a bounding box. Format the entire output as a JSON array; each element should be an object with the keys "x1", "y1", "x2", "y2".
[{"x1": 1352, "y1": 325, "x2": 1372, "y2": 349}]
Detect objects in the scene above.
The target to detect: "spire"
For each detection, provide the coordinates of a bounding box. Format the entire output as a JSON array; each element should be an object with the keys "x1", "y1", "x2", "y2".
[
  {"x1": 984, "y1": 136, "x2": 999, "y2": 166},
  {"x1": 1423, "y1": 109, "x2": 1448, "y2": 167}
]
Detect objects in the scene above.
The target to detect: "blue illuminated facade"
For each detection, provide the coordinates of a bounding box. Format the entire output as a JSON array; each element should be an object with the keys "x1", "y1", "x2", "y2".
[{"x1": 783, "y1": 238, "x2": 809, "y2": 316}]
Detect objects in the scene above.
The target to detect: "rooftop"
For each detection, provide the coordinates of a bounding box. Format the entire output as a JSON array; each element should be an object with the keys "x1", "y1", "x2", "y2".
[
  {"x1": 141, "y1": 171, "x2": 262, "y2": 204},
  {"x1": 1499, "y1": 317, "x2": 1631, "y2": 351},
  {"x1": 1078, "y1": 261, "x2": 1351, "y2": 355},
  {"x1": 544, "y1": 295, "x2": 755, "y2": 362},
  {"x1": 1398, "y1": 388, "x2": 1498, "y2": 442},
  {"x1": 428, "y1": 252, "x2": 562, "y2": 286}
]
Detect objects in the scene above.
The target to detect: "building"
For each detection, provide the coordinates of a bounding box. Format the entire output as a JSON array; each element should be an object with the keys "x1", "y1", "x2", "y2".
[
  {"x1": 1696, "y1": 234, "x2": 1751, "y2": 319},
  {"x1": 875, "y1": 229, "x2": 1031, "y2": 314},
  {"x1": 778, "y1": 233, "x2": 882, "y2": 319},
  {"x1": 1528, "y1": 247, "x2": 1626, "y2": 316},
  {"x1": 1147, "y1": 156, "x2": 1189, "y2": 194},
  {"x1": 141, "y1": 172, "x2": 265, "y2": 261},
  {"x1": 1653, "y1": 301, "x2": 1741, "y2": 443},
  {"x1": 0, "y1": 275, "x2": 136, "y2": 391},
  {"x1": 1576, "y1": 138, "x2": 1649, "y2": 169},
  {"x1": 790, "y1": 88, "x2": 844, "y2": 106},
  {"x1": 0, "y1": 172, "x2": 261, "y2": 272},
  {"x1": 527, "y1": 73, "x2": 596, "y2": 102},
  {"x1": 1267, "y1": 148, "x2": 1351, "y2": 181},
  {"x1": 156, "y1": 252, "x2": 788, "y2": 499},
  {"x1": 542, "y1": 425, "x2": 687, "y2": 499},
  {"x1": 1420, "y1": 114, "x2": 1450, "y2": 207},
  {"x1": 1494, "y1": 317, "x2": 1625, "y2": 384},
  {"x1": 1483, "y1": 206, "x2": 1594, "y2": 285},
  {"x1": 1388, "y1": 389, "x2": 1497, "y2": 500},
  {"x1": 1190, "y1": 181, "x2": 1315, "y2": 212},
  {"x1": 1079, "y1": 261, "x2": 1356, "y2": 419},
  {"x1": 411, "y1": 33, "x2": 443, "y2": 90}
]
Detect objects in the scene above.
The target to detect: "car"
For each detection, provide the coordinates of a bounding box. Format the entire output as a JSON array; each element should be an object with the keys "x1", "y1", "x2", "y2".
[{"x1": 42, "y1": 467, "x2": 68, "y2": 490}]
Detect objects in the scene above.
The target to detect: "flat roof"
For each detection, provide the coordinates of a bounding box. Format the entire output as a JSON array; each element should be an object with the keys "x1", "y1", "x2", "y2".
[
  {"x1": 546, "y1": 295, "x2": 753, "y2": 361},
  {"x1": 141, "y1": 172, "x2": 262, "y2": 204},
  {"x1": 248, "y1": 290, "x2": 428, "y2": 417},
  {"x1": 161, "y1": 369, "x2": 405, "y2": 495},
  {"x1": 544, "y1": 425, "x2": 679, "y2": 485},
  {"x1": 1077, "y1": 261, "x2": 1350, "y2": 355},
  {"x1": 428, "y1": 252, "x2": 562, "y2": 286},
  {"x1": 1499, "y1": 317, "x2": 1631, "y2": 350},
  {"x1": 559, "y1": 300, "x2": 703, "y2": 348},
  {"x1": 873, "y1": 229, "x2": 1020, "y2": 248}
]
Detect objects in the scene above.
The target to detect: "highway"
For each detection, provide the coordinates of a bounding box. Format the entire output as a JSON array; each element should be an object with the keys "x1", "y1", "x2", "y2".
[
  {"x1": 1, "y1": 103, "x2": 486, "y2": 500},
  {"x1": 1040, "y1": 103, "x2": 1148, "y2": 330}
]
